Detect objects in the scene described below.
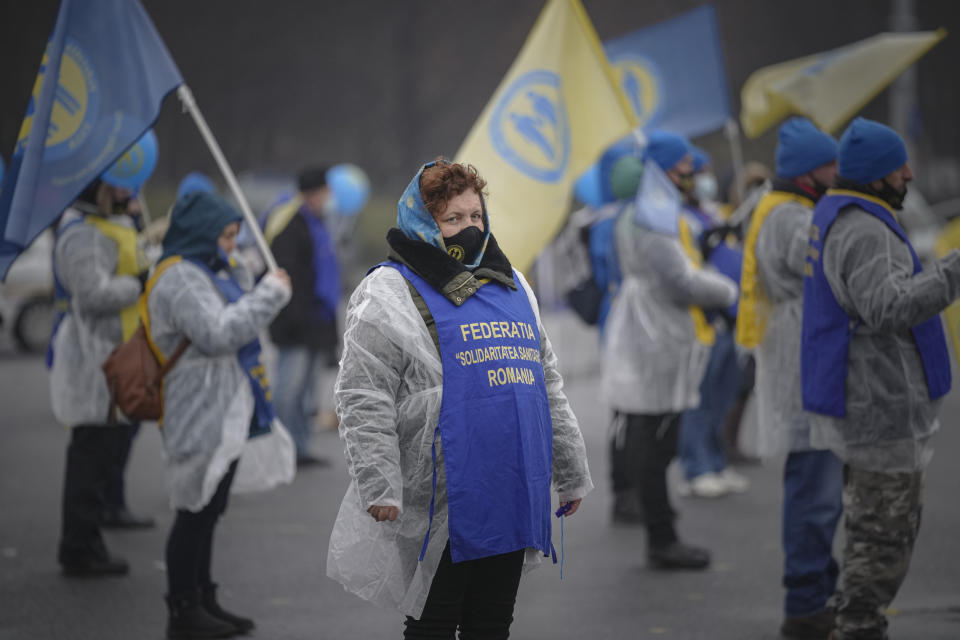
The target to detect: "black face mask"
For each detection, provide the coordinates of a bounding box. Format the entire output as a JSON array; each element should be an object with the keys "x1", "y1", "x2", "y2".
[
  {"x1": 443, "y1": 225, "x2": 484, "y2": 264},
  {"x1": 810, "y1": 177, "x2": 831, "y2": 199},
  {"x1": 112, "y1": 196, "x2": 131, "y2": 216},
  {"x1": 874, "y1": 178, "x2": 908, "y2": 210}
]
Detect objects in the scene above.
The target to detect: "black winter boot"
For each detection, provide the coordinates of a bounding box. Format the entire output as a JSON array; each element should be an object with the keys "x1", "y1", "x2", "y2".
[
  {"x1": 201, "y1": 583, "x2": 255, "y2": 634},
  {"x1": 165, "y1": 591, "x2": 237, "y2": 639}
]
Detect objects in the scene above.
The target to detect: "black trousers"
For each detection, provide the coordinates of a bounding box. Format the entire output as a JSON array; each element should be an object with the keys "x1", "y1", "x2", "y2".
[
  {"x1": 403, "y1": 543, "x2": 525, "y2": 640},
  {"x1": 609, "y1": 412, "x2": 634, "y2": 493},
  {"x1": 165, "y1": 460, "x2": 238, "y2": 597},
  {"x1": 104, "y1": 422, "x2": 140, "y2": 511},
  {"x1": 58, "y1": 424, "x2": 128, "y2": 564},
  {"x1": 611, "y1": 411, "x2": 681, "y2": 547}
]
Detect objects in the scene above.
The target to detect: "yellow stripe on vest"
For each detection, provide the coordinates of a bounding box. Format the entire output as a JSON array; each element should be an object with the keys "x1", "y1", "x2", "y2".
[
  {"x1": 677, "y1": 217, "x2": 716, "y2": 347},
  {"x1": 85, "y1": 216, "x2": 145, "y2": 341},
  {"x1": 935, "y1": 213, "x2": 960, "y2": 362},
  {"x1": 824, "y1": 188, "x2": 896, "y2": 217},
  {"x1": 136, "y1": 255, "x2": 185, "y2": 429},
  {"x1": 735, "y1": 190, "x2": 814, "y2": 349},
  {"x1": 138, "y1": 256, "x2": 184, "y2": 366}
]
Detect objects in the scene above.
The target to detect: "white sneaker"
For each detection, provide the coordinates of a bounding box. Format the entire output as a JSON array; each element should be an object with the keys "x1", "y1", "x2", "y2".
[
  {"x1": 687, "y1": 472, "x2": 728, "y2": 498},
  {"x1": 718, "y1": 468, "x2": 750, "y2": 494}
]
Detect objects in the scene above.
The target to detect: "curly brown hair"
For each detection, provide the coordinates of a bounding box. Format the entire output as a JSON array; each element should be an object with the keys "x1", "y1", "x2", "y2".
[{"x1": 419, "y1": 157, "x2": 487, "y2": 218}]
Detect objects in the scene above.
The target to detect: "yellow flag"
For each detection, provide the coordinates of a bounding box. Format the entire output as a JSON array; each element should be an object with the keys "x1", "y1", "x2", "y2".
[
  {"x1": 455, "y1": 0, "x2": 636, "y2": 272},
  {"x1": 741, "y1": 29, "x2": 946, "y2": 139}
]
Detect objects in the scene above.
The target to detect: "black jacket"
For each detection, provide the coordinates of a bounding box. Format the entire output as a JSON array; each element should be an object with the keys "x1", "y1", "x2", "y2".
[{"x1": 268, "y1": 211, "x2": 338, "y2": 353}]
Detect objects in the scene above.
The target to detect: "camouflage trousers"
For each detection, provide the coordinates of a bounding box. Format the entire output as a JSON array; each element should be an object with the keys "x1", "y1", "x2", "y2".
[{"x1": 833, "y1": 466, "x2": 923, "y2": 640}]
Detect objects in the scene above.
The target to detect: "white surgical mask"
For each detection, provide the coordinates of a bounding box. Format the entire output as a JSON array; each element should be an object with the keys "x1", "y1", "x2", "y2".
[{"x1": 694, "y1": 173, "x2": 719, "y2": 203}]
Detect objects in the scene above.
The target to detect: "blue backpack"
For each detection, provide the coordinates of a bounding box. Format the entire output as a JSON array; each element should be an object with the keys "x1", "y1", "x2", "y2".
[{"x1": 565, "y1": 206, "x2": 624, "y2": 328}]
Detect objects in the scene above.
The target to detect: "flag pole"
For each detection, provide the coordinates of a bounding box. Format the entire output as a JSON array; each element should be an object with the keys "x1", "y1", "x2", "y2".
[
  {"x1": 724, "y1": 118, "x2": 745, "y2": 205},
  {"x1": 176, "y1": 84, "x2": 278, "y2": 273},
  {"x1": 136, "y1": 192, "x2": 153, "y2": 226}
]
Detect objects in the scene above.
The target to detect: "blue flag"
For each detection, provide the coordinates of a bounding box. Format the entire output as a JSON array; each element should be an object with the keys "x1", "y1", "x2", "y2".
[
  {"x1": 605, "y1": 4, "x2": 730, "y2": 138},
  {"x1": 0, "y1": 0, "x2": 182, "y2": 278},
  {"x1": 633, "y1": 160, "x2": 681, "y2": 236}
]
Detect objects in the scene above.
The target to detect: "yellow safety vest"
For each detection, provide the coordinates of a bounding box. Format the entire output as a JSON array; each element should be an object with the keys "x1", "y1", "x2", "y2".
[
  {"x1": 677, "y1": 216, "x2": 716, "y2": 346},
  {"x1": 735, "y1": 190, "x2": 814, "y2": 349},
  {"x1": 84, "y1": 216, "x2": 146, "y2": 341}
]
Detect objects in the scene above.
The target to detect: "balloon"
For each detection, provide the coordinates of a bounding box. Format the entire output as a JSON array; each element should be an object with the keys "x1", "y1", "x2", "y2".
[
  {"x1": 574, "y1": 163, "x2": 604, "y2": 207},
  {"x1": 326, "y1": 163, "x2": 370, "y2": 216},
  {"x1": 176, "y1": 171, "x2": 216, "y2": 199},
  {"x1": 102, "y1": 129, "x2": 158, "y2": 191}
]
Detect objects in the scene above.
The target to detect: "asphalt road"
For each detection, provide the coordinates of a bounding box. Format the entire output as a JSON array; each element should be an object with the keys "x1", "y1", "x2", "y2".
[{"x1": 1, "y1": 312, "x2": 958, "y2": 639}]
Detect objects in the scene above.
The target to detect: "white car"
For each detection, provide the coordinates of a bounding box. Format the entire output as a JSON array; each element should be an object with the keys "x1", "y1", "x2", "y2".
[{"x1": 0, "y1": 230, "x2": 55, "y2": 354}]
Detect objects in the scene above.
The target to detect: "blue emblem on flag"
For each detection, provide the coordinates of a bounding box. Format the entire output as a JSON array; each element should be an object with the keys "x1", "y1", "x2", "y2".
[
  {"x1": 0, "y1": 0, "x2": 183, "y2": 278},
  {"x1": 15, "y1": 38, "x2": 101, "y2": 163},
  {"x1": 608, "y1": 54, "x2": 662, "y2": 129},
  {"x1": 603, "y1": 4, "x2": 731, "y2": 138},
  {"x1": 489, "y1": 70, "x2": 570, "y2": 183}
]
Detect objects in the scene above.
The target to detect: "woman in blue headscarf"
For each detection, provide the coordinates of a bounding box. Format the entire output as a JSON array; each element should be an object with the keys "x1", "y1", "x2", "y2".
[
  {"x1": 328, "y1": 158, "x2": 593, "y2": 638},
  {"x1": 143, "y1": 191, "x2": 291, "y2": 639}
]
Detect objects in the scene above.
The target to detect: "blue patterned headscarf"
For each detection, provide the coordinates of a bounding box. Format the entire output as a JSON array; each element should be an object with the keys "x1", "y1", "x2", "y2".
[{"x1": 396, "y1": 161, "x2": 491, "y2": 269}]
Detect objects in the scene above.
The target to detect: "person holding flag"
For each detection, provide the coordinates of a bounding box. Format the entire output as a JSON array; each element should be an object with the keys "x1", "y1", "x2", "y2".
[
  {"x1": 50, "y1": 147, "x2": 154, "y2": 576},
  {"x1": 737, "y1": 117, "x2": 842, "y2": 639},
  {"x1": 801, "y1": 118, "x2": 960, "y2": 640},
  {"x1": 601, "y1": 131, "x2": 737, "y2": 569},
  {"x1": 327, "y1": 159, "x2": 592, "y2": 637},
  {"x1": 144, "y1": 191, "x2": 292, "y2": 638}
]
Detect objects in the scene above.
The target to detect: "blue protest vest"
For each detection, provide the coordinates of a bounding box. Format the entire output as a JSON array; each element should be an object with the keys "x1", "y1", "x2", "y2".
[
  {"x1": 190, "y1": 259, "x2": 276, "y2": 437},
  {"x1": 379, "y1": 261, "x2": 554, "y2": 564},
  {"x1": 801, "y1": 190, "x2": 951, "y2": 417},
  {"x1": 682, "y1": 205, "x2": 742, "y2": 320}
]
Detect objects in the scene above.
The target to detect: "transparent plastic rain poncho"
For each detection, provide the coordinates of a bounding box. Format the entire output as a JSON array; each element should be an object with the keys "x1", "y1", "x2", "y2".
[
  {"x1": 752, "y1": 199, "x2": 817, "y2": 456},
  {"x1": 145, "y1": 259, "x2": 292, "y2": 511},
  {"x1": 50, "y1": 210, "x2": 142, "y2": 427},
  {"x1": 601, "y1": 208, "x2": 738, "y2": 414},
  {"x1": 810, "y1": 206, "x2": 960, "y2": 471},
  {"x1": 327, "y1": 266, "x2": 593, "y2": 618}
]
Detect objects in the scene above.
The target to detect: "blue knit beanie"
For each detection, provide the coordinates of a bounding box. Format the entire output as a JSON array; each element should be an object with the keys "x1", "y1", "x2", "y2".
[
  {"x1": 775, "y1": 117, "x2": 837, "y2": 178},
  {"x1": 691, "y1": 146, "x2": 711, "y2": 173},
  {"x1": 838, "y1": 117, "x2": 908, "y2": 184},
  {"x1": 642, "y1": 131, "x2": 690, "y2": 171}
]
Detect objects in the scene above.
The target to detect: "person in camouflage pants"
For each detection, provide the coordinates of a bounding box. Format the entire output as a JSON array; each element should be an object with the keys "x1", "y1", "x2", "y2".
[
  {"x1": 832, "y1": 468, "x2": 923, "y2": 639},
  {"x1": 801, "y1": 118, "x2": 960, "y2": 640}
]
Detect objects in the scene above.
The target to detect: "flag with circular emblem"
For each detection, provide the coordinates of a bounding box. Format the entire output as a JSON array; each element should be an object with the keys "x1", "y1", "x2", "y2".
[
  {"x1": 0, "y1": 0, "x2": 183, "y2": 279},
  {"x1": 455, "y1": 0, "x2": 636, "y2": 273}
]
